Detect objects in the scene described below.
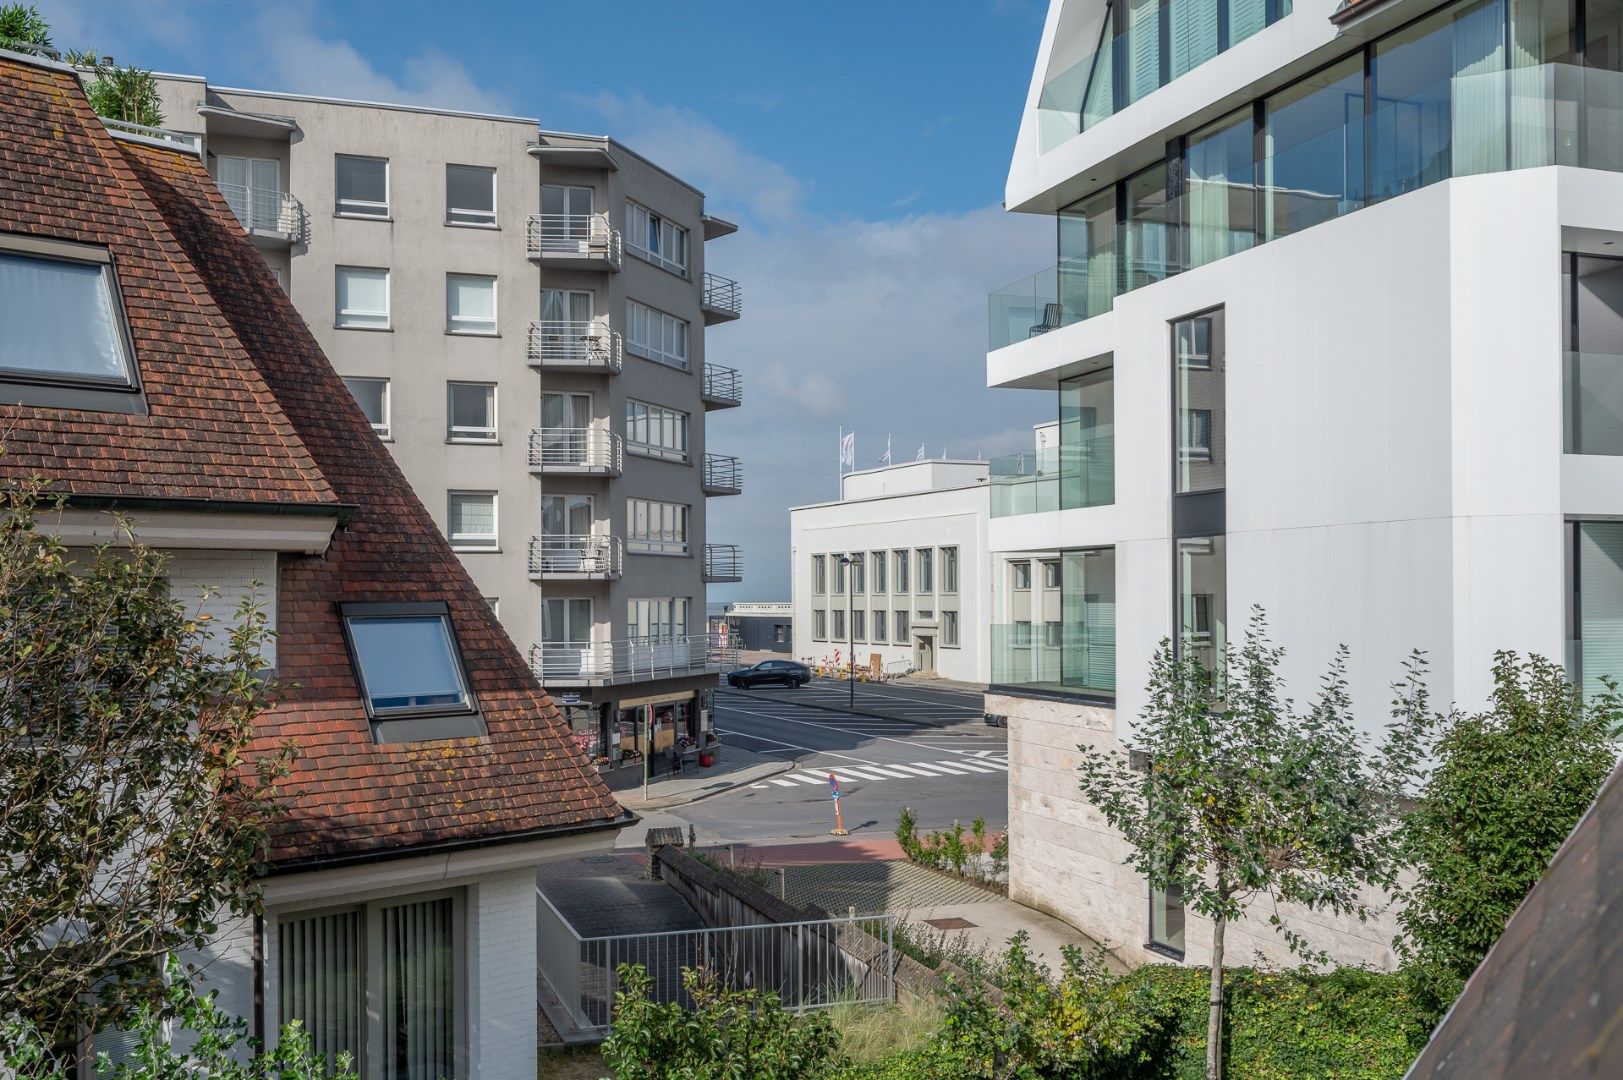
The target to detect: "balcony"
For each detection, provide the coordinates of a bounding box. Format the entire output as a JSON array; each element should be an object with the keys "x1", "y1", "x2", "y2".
[
  {"x1": 700, "y1": 272, "x2": 742, "y2": 324},
  {"x1": 527, "y1": 535, "x2": 623, "y2": 581},
  {"x1": 703, "y1": 543, "x2": 743, "y2": 584},
  {"x1": 527, "y1": 321, "x2": 622, "y2": 373},
  {"x1": 990, "y1": 622, "x2": 1115, "y2": 699},
  {"x1": 701, "y1": 363, "x2": 742, "y2": 410},
  {"x1": 528, "y1": 634, "x2": 736, "y2": 687},
  {"x1": 528, "y1": 428, "x2": 623, "y2": 476},
  {"x1": 989, "y1": 438, "x2": 1113, "y2": 517},
  {"x1": 702, "y1": 453, "x2": 742, "y2": 496},
  {"x1": 526, "y1": 213, "x2": 622, "y2": 271},
  {"x1": 219, "y1": 183, "x2": 308, "y2": 247}
]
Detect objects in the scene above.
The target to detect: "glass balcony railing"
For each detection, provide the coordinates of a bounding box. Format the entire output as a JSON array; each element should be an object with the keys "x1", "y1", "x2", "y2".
[
  {"x1": 989, "y1": 622, "x2": 1116, "y2": 698},
  {"x1": 1565, "y1": 352, "x2": 1623, "y2": 455},
  {"x1": 989, "y1": 437, "x2": 1114, "y2": 517},
  {"x1": 998, "y1": 63, "x2": 1623, "y2": 352}
]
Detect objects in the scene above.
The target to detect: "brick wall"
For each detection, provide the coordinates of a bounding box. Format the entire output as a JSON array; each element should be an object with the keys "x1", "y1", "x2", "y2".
[
  {"x1": 163, "y1": 549, "x2": 278, "y2": 666},
  {"x1": 467, "y1": 867, "x2": 540, "y2": 1080}
]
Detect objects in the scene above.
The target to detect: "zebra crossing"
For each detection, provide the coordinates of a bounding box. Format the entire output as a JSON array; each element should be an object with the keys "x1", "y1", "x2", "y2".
[{"x1": 750, "y1": 749, "x2": 1008, "y2": 790}]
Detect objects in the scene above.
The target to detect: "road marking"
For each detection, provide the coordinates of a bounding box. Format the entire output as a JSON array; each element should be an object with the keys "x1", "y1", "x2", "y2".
[
  {"x1": 939, "y1": 759, "x2": 1000, "y2": 774},
  {"x1": 832, "y1": 766, "x2": 894, "y2": 781},
  {"x1": 718, "y1": 702, "x2": 1005, "y2": 762},
  {"x1": 767, "y1": 778, "x2": 799, "y2": 788},
  {"x1": 884, "y1": 764, "x2": 947, "y2": 777},
  {"x1": 843, "y1": 764, "x2": 915, "y2": 779},
  {"x1": 903, "y1": 762, "x2": 971, "y2": 776},
  {"x1": 784, "y1": 772, "x2": 828, "y2": 785}
]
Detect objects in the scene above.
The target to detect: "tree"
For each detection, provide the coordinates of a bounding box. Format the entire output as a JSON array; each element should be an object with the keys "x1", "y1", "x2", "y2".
[
  {"x1": 1076, "y1": 609, "x2": 1430, "y2": 1080},
  {"x1": 0, "y1": 479, "x2": 291, "y2": 1046},
  {"x1": 2, "y1": 957, "x2": 356, "y2": 1080},
  {"x1": 1396, "y1": 652, "x2": 1618, "y2": 1020},
  {"x1": 0, "y1": 4, "x2": 51, "y2": 54},
  {"x1": 84, "y1": 62, "x2": 165, "y2": 127}
]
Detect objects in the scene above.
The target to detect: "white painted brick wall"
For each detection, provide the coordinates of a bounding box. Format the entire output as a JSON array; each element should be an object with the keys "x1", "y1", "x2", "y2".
[
  {"x1": 466, "y1": 867, "x2": 540, "y2": 1080},
  {"x1": 163, "y1": 549, "x2": 278, "y2": 667}
]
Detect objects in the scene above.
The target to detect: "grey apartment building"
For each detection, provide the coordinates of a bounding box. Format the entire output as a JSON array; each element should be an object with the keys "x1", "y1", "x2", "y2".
[{"x1": 149, "y1": 75, "x2": 744, "y2": 788}]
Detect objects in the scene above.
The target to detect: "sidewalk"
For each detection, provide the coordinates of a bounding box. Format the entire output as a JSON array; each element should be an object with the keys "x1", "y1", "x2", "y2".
[{"x1": 615, "y1": 744, "x2": 792, "y2": 811}]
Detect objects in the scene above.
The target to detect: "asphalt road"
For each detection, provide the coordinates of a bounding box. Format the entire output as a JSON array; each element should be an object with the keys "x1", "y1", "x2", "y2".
[{"x1": 647, "y1": 681, "x2": 1006, "y2": 846}]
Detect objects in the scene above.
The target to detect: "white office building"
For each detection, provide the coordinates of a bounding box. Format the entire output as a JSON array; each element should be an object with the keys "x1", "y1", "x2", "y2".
[
  {"x1": 988, "y1": 0, "x2": 1623, "y2": 968},
  {"x1": 791, "y1": 461, "x2": 992, "y2": 683}
]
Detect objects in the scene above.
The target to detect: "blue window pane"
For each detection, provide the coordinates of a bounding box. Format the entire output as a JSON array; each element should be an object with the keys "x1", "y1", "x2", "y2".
[
  {"x1": 0, "y1": 252, "x2": 132, "y2": 384},
  {"x1": 348, "y1": 615, "x2": 469, "y2": 712}
]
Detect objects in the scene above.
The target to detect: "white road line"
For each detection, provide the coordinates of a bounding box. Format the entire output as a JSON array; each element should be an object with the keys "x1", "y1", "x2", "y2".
[
  {"x1": 978, "y1": 761, "x2": 1010, "y2": 771},
  {"x1": 905, "y1": 762, "x2": 971, "y2": 776},
  {"x1": 940, "y1": 759, "x2": 1000, "y2": 774},
  {"x1": 768, "y1": 778, "x2": 799, "y2": 788},
  {"x1": 718, "y1": 702, "x2": 1006, "y2": 762},
  {"x1": 846, "y1": 764, "x2": 916, "y2": 779},
  {"x1": 832, "y1": 766, "x2": 893, "y2": 781},
  {"x1": 884, "y1": 764, "x2": 947, "y2": 777},
  {"x1": 785, "y1": 773, "x2": 828, "y2": 785}
]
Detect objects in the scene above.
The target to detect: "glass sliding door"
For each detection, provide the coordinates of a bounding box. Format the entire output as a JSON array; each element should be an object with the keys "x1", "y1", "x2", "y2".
[
  {"x1": 1176, "y1": 536, "x2": 1228, "y2": 668},
  {"x1": 279, "y1": 909, "x2": 364, "y2": 1070},
  {"x1": 540, "y1": 184, "x2": 594, "y2": 249},
  {"x1": 543, "y1": 597, "x2": 594, "y2": 677},
  {"x1": 375, "y1": 897, "x2": 456, "y2": 1080},
  {"x1": 1058, "y1": 188, "x2": 1118, "y2": 322},
  {"x1": 540, "y1": 392, "x2": 592, "y2": 464},
  {"x1": 1575, "y1": 522, "x2": 1623, "y2": 697},
  {"x1": 541, "y1": 494, "x2": 595, "y2": 570},
  {"x1": 1565, "y1": 253, "x2": 1623, "y2": 454},
  {"x1": 1263, "y1": 57, "x2": 1366, "y2": 240},
  {"x1": 1184, "y1": 109, "x2": 1257, "y2": 268},
  {"x1": 1059, "y1": 368, "x2": 1115, "y2": 509},
  {"x1": 1124, "y1": 163, "x2": 1173, "y2": 287},
  {"x1": 1062, "y1": 547, "x2": 1117, "y2": 694},
  {"x1": 539, "y1": 289, "x2": 596, "y2": 361}
]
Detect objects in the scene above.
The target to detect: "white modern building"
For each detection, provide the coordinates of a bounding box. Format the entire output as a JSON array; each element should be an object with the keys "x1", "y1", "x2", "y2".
[
  {"x1": 791, "y1": 460, "x2": 992, "y2": 683},
  {"x1": 988, "y1": 0, "x2": 1623, "y2": 969}
]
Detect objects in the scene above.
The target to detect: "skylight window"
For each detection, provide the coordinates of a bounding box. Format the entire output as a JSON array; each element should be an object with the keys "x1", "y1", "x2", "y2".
[
  {"x1": 339, "y1": 602, "x2": 485, "y2": 742},
  {"x1": 0, "y1": 242, "x2": 137, "y2": 391}
]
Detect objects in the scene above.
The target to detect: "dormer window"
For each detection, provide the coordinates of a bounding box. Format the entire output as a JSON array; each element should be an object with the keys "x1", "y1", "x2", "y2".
[
  {"x1": 339, "y1": 602, "x2": 486, "y2": 742},
  {"x1": 0, "y1": 234, "x2": 143, "y2": 413}
]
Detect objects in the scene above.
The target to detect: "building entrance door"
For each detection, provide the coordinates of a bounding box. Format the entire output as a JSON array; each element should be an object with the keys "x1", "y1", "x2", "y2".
[{"x1": 915, "y1": 635, "x2": 935, "y2": 674}]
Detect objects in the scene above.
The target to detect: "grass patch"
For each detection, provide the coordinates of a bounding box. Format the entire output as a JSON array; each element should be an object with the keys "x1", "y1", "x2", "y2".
[
  {"x1": 825, "y1": 995, "x2": 942, "y2": 1066},
  {"x1": 537, "y1": 1044, "x2": 606, "y2": 1080}
]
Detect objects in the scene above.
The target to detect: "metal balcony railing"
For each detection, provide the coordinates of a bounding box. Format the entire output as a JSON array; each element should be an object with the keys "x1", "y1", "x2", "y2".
[
  {"x1": 704, "y1": 544, "x2": 742, "y2": 583},
  {"x1": 527, "y1": 321, "x2": 623, "y2": 372},
  {"x1": 702, "y1": 453, "x2": 742, "y2": 495},
  {"x1": 526, "y1": 213, "x2": 623, "y2": 268},
  {"x1": 701, "y1": 363, "x2": 742, "y2": 409},
  {"x1": 218, "y1": 183, "x2": 308, "y2": 244},
  {"x1": 528, "y1": 634, "x2": 736, "y2": 686},
  {"x1": 527, "y1": 428, "x2": 623, "y2": 475},
  {"x1": 701, "y1": 272, "x2": 742, "y2": 321},
  {"x1": 527, "y1": 534, "x2": 623, "y2": 579}
]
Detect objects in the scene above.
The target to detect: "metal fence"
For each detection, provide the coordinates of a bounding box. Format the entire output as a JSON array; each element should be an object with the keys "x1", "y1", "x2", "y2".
[{"x1": 537, "y1": 888, "x2": 895, "y2": 1036}]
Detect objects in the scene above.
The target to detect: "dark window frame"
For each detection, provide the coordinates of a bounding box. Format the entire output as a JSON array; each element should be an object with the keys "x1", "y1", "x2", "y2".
[{"x1": 337, "y1": 601, "x2": 486, "y2": 742}]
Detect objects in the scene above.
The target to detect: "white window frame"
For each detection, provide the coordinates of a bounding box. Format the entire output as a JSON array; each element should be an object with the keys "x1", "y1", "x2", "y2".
[
  {"x1": 894, "y1": 550, "x2": 909, "y2": 593},
  {"x1": 334, "y1": 154, "x2": 389, "y2": 218},
  {"x1": 628, "y1": 597, "x2": 689, "y2": 642},
  {"x1": 446, "y1": 273, "x2": 497, "y2": 336},
  {"x1": 1043, "y1": 560, "x2": 1061, "y2": 589},
  {"x1": 832, "y1": 608, "x2": 846, "y2": 640},
  {"x1": 894, "y1": 610, "x2": 910, "y2": 642},
  {"x1": 335, "y1": 265, "x2": 389, "y2": 330},
  {"x1": 916, "y1": 548, "x2": 934, "y2": 594},
  {"x1": 625, "y1": 399, "x2": 690, "y2": 461},
  {"x1": 813, "y1": 610, "x2": 827, "y2": 640},
  {"x1": 626, "y1": 499, "x2": 690, "y2": 555},
  {"x1": 941, "y1": 546, "x2": 959, "y2": 594},
  {"x1": 342, "y1": 376, "x2": 391, "y2": 440},
  {"x1": 446, "y1": 381, "x2": 497, "y2": 443},
  {"x1": 852, "y1": 608, "x2": 867, "y2": 642},
  {"x1": 626, "y1": 200, "x2": 690, "y2": 276},
  {"x1": 626, "y1": 299, "x2": 689, "y2": 370},
  {"x1": 873, "y1": 609, "x2": 887, "y2": 641},
  {"x1": 942, "y1": 610, "x2": 960, "y2": 647},
  {"x1": 447, "y1": 490, "x2": 498, "y2": 552},
  {"x1": 871, "y1": 552, "x2": 887, "y2": 594},
  {"x1": 812, "y1": 554, "x2": 827, "y2": 595},
  {"x1": 445, "y1": 163, "x2": 497, "y2": 227},
  {"x1": 1012, "y1": 562, "x2": 1032, "y2": 591}
]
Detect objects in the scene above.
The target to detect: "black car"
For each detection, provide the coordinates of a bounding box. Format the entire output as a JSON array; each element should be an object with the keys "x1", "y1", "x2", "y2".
[{"x1": 727, "y1": 659, "x2": 811, "y2": 689}]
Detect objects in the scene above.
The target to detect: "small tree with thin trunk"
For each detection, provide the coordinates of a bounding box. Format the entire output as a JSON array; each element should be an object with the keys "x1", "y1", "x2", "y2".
[{"x1": 1076, "y1": 609, "x2": 1431, "y2": 1080}]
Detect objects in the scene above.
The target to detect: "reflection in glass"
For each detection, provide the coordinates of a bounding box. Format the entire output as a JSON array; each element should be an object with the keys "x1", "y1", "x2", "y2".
[
  {"x1": 1175, "y1": 310, "x2": 1225, "y2": 493},
  {"x1": 1177, "y1": 537, "x2": 1228, "y2": 669}
]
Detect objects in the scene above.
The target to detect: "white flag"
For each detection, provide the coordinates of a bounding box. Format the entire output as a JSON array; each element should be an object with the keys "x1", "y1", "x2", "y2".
[
  {"x1": 915, "y1": 444, "x2": 926, "y2": 461},
  {"x1": 839, "y1": 431, "x2": 855, "y2": 469}
]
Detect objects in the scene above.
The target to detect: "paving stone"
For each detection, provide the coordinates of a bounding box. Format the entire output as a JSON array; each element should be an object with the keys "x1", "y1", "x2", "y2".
[{"x1": 537, "y1": 853, "x2": 704, "y2": 938}]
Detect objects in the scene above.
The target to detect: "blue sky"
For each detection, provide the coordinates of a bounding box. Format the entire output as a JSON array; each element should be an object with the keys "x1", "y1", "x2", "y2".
[{"x1": 42, "y1": 0, "x2": 1057, "y2": 600}]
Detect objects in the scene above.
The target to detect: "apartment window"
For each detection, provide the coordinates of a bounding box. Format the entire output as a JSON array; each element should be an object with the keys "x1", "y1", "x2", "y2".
[
  {"x1": 446, "y1": 274, "x2": 496, "y2": 335},
  {"x1": 812, "y1": 554, "x2": 827, "y2": 594},
  {"x1": 446, "y1": 382, "x2": 496, "y2": 442},
  {"x1": 1012, "y1": 562, "x2": 1032, "y2": 591},
  {"x1": 894, "y1": 550, "x2": 909, "y2": 593},
  {"x1": 1564, "y1": 252, "x2": 1623, "y2": 455},
  {"x1": 484, "y1": 597, "x2": 499, "y2": 616},
  {"x1": 1044, "y1": 620, "x2": 1063, "y2": 647},
  {"x1": 625, "y1": 399, "x2": 689, "y2": 460},
  {"x1": 1175, "y1": 309, "x2": 1225, "y2": 493},
  {"x1": 942, "y1": 610, "x2": 960, "y2": 647},
  {"x1": 833, "y1": 557, "x2": 847, "y2": 595},
  {"x1": 0, "y1": 240, "x2": 140, "y2": 401},
  {"x1": 215, "y1": 155, "x2": 284, "y2": 233},
  {"x1": 1150, "y1": 882, "x2": 1187, "y2": 956},
  {"x1": 628, "y1": 598, "x2": 689, "y2": 641},
  {"x1": 851, "y1": 556, "x2": 866, "y2": 594},
  {"x1": 871, "y1": 552, "x2": 887, "y2": 593},
  {"x1": 916, "y1": 548, "x2": 934, "y2": 593},
  {"x1": 894, "y1": 610, "x2": 910, "y2": 641},
  {"x1": 1042, "y1": 560, "x2": 1061, "y2": 589},
  {"x1": 1013, "y1": 620, "x2": 1033, "y2": 647},
  {"x1": 626, "y1": 201, "x2": 690, "y2": 275},
  {"x1": 1058, "y1": 367, "x2": 1116, "y2": 510},
  {"x1": 447, "y1": 491, "x2": 497, "y2": 551},
  {"x1": 626, "y1": 300, "x2": 689, "y2": 369},
  {"x1": 993, "y1": 547, "x2": 1116, "y2": 697},
  {"x1": 813, "y1": 610, "x2": 827, "y2": 639},
  {"x1": 1176, "y1": 536, "x2": 1227, "y2": 669},
  {"x1": 873, "y1": 609, "x2": 887, "y2": 641},
  {"x1": 832, "y1": 609, "x2": 846, "y2": 640},
  {"x1": 627, "y1": 499, "x2": 689, "y2": 554},
  {"x1": 342, "y1": 376, "x2": 390, "y2": 439},
  {"x1": 445, "y1": 164, "x2": 496, "y2": 227},
  {"x1": 335, "y1": 266, "x2": 389, "y2": 329},
  {"x1": 916, "y1": 608, "x2": 935, "y2": 621},
  {"x1": 775, "y1": 625, "x2": 789, "y2": 644},
  {"x1": 543, "y1": 596, "x2": 593, "y2": 649},
  {"x1": 852, "y1": 609, "x2": 867, "y2": 641},
  {"x1": 334, "y1": 154, "x2": 388, "y2": 217},
  {"x1": 280, "y1": 892, "x2": 463, "y2": 1078},
  {"x1": 339, "y1": 602, "x2": 481, "y2": 741},
  {"x1": 1570, "y1": 521, "x2": 1623, "y2": 698},
  {"x1": 941, "y1": 547, "x2": 959, "y2": 594}
]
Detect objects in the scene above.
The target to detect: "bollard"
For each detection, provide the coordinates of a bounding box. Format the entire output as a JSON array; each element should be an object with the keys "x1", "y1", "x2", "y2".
[{"x1": 777, "y1": 866, "x2": 787, "y2": 900}]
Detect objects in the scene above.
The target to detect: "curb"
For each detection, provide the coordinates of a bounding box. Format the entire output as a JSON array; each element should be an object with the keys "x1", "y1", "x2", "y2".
[{"x1": 620, "y1": 757, "x2": 797, "y2": 812}]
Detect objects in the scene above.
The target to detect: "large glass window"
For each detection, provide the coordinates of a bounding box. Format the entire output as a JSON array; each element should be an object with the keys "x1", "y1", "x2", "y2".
[
  {"x1": 335, "y1": 266, "x2": 389, "y2": 329},
  {"x1": 943, "y1": 610, "x2": 960, "y2": 647},
  {"x1": 0, "y1": 246, "x2": 135, "y2": 389},
  {"x1": 1060, "y1": 368, "x2": 1115, "y2": 509},
  {"x1": 1184, "y1": 109, "x2": 1257, "y2": 268},
  {"x1": 813, "y1": 610, "x2": 827, "y2": 639},
  {"x1": 445, "y1": 164, "x2": 495, "y2": 226},
  {"x1": 628, "y1": 597, "x2": 689, "y2": 641},
  {"x1": 334, "y1": 155, "x2": 388, "y2": 217},
  {"x1": 916, "y1": 548, "x2": 934, "y2": 593},
  {"x1": 992, "y1": 547, "x2": 1115, "y2": 696},
  {"x1": 446, "y1": 274, "x2": 496, "y2": 335},
  {"x1": 340, "y1": 604, "x2": 475, "y2": 723},
  {"x1": 941, "y1": 547, "x2": 959, "y2": 594},
  {"x1": 446, "y1": 382, "x2": 496, "y2": 442},
  {"x1": 853, "y1": 608, "x2": 867, "y2": 641},
  {"x1": 447, "y1": 491, "x2": 497, "y2": 551},
  {"x1": 871, "y1": 551, "x2": 888, "y2": 593},
  {"x1": 1058, "y1": 188, "x2": 1118, "y2": 324},
  {"x1": 1264, "y1": 56, "x2": 1366, "y2": 240},
  {"x1": 813, "y1": 554, "x2": 827, "y2": 594},
  {"x1": 626, "y1": 300, "x2": 689, "y2": 370},
  {"x1": 627, "y1": 499, "x2": 689, "y2": 554},
  {"x1": 1564, "y1": 253, "x2": 1623, "y2": 454},
  {"x1": 343, "y1": 376, "x2": 389, "y2": 439},
  {"x1": 1176, "y1": 536, "x2": 1228, "y2": 669},
  {"x1": 1124, "y1": 163, "x2": 1173, "y2": 287},
  {"x1": 874, "y1": 609, "x2": 887, "y2": 641},
  {"x1": 894, "y1": 550, "x2": 910, "y2": 592},
  {"x1": 851, "y1": 555, "x2": 866, "y2": 594},
  {"x1": 832, "y1": 608, "x2": 846, "y2": 640},
  {"x1": 625, "y1": 399, "x2": 689, "y2": 460},
  {"x1": 1150, "y1": 882, "x2": 1187, "y2": 955},
  {"x1": 626, "y1": 201, "x2": 690, "y2": 274},
  {"x1": 1572, "y1": 521, "x2": 1623, "y2": 697},
  {"x1": 1175, "y1": 309, "x2": 1226, "y2": 493}
]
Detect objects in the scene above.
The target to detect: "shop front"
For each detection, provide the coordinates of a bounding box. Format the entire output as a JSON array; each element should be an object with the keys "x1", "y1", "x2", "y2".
[{"x1": 555, "y1": 684, "x2": 718, "y2": 791}]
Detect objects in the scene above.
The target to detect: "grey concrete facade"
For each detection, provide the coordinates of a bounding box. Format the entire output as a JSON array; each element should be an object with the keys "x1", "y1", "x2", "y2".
[{"x1": 150, "y1": 76, "x2": 745, "y2": 787}]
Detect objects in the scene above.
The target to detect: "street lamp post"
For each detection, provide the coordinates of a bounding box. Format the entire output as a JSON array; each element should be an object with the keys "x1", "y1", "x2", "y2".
[{"x1": 838, "y1": 553, "x2": 862, "y2": 710}]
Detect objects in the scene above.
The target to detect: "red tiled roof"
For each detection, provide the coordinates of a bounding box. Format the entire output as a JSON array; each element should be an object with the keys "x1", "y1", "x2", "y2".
[
  {"x1": 0, "y1": 56, "x2": 625, "y2": 865},
  {"x1": 0, "y1": 60, "x2": 339, "y2": 512}
]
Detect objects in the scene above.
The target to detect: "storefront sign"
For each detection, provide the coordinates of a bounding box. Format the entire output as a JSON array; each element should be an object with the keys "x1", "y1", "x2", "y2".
[{"x1": 617, "y1": 689, "x2": 695, "y2": 709}]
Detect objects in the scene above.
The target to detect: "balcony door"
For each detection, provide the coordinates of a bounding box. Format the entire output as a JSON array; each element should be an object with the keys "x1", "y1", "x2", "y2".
[
  {"x1": 542, "y1": 597, "x2": 595, "y2": 678},
  {"x1": 541, "y1": 184, "x2": 594, "y2": 249},
  {"x1": 540, "y1": 289, "x2": 597, "y2": 360},
  {"x1": 540, "y1": 392, "x2": 593, "y2": 464},
  {"x1": 216, "y1": 155, "x2": 282, "y2": 232},
  {"x1": 541, "y1": 494, "x2": 595, "y2": 570}
]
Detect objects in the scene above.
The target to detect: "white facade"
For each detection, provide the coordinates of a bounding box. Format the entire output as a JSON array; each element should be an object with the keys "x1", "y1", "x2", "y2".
[
  {"x1": 989, "y1": 0, "x2": 1623, "y2": 968},
  {"x1": 791, "y1": 461, "x2": 991, "y2": 683}
]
